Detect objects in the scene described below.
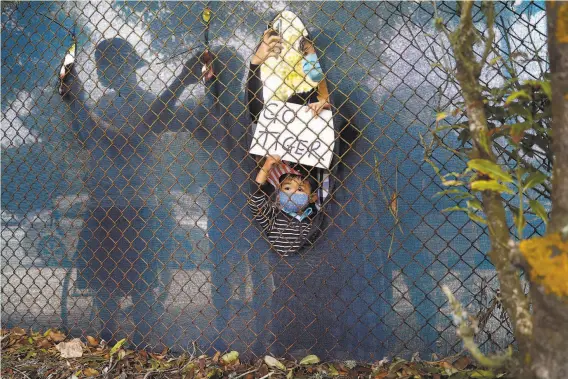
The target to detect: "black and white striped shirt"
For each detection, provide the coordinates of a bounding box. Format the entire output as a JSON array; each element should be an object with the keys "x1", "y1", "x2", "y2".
[{"x1": 249, "y1": 183, "x2": 316, "y2": 256}]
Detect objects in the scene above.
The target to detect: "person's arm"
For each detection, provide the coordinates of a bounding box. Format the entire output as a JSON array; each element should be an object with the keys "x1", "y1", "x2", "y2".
[
  {"x1": 249, "y1": 155, "x2": 280, "y2": 230},
  {"x1": 143, "y1": 54, "x2": 204, "y2": 133},
  {"x1": 305, "y1": 72, "x2": 331, "y2": 118},
  {"x1": 247, "y1": 30, "x2": 282, "y2": 123},
  {"x1": 60, "y1": 66, "x2": 115, "y2": 149},
  {"x1": 247, "y1": 63, "x2": 264, "y2": 124}
]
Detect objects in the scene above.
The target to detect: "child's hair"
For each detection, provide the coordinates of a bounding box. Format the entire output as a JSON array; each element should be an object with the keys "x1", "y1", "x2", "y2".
[
  {"x1": 299, "y1": 37, "x2": 310, "y2": 55},
  {"x1": 278, "y1": 173, "x2": 318, "y2": 195}
]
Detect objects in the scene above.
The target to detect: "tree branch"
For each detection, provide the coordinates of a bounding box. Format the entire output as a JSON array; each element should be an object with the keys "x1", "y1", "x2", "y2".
[
  {"x1": 443, "y1": 286, "x2": 512, "y2": 368},
  {"x1": 447, "y1": 0, "x2": 532, "y2": 357},
  {"x1": 479, "y1": 2, "x2": 495, "y2": 77}
]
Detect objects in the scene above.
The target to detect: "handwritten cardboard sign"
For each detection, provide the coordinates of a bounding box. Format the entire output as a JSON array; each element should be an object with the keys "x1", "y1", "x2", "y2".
[{"x1": 249, "y1": 101, "x2": 335, "y2": 169}]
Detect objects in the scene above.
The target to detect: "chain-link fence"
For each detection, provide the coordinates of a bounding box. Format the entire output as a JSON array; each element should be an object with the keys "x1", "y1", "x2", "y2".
[{"x1": 1, "y1": 1, "x2": 548, "y2": 360}]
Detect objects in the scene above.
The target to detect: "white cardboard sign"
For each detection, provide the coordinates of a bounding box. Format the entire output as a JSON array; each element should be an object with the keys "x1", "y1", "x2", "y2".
[{"x1": 249, "y1": 101, "x2": 335, "y2": 169}]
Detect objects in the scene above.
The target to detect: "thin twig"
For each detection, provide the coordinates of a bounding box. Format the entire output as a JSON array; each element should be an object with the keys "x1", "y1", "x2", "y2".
[
  {"x1": 432, "y1": 1, "x2": 452, "y2": 42},
  {"x1": 479, "y1": 2, "x2": 495, "y2": 74},
  {"x1": 11, "y1": 368, "x2": 31, "y2": 379},
  {"x1": 0, "y1": 332, "x2": 11, "y2": 343}
]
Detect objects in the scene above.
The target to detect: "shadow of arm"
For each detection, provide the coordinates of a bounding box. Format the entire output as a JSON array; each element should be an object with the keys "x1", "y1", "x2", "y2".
[
  {"x1": 60, "y1": 66, "x2": 116, "y2": 149},
  {"x1": 143, "y1": 55, "x2": 203, "y2": 134}
]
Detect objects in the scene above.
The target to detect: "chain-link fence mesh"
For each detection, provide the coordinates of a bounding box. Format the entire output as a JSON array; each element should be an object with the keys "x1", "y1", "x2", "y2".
[{"x1": 1, "y1": 1, "x2": 548, "y2": 360}]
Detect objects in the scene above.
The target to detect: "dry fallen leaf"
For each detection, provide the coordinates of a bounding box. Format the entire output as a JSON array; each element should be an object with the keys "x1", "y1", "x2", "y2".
[
  {"x1": 198, "y1": 354, "x2": 206, "y2": 374},
  {"x1": 86, "y1": 335, "x2": 99, "y2": 347},
  {"x1": 389, "y1": 192, "x2": 398, "y2": 216},
  {"x1": 213, "y1": 351, "x2": 221, "y2": 363},
  {"x1": 56, "y1": 338, "x2": 84, "y2": 358},
  {"x1": 83, "y1": 368, "x2": 99, "y2": 377},
  {"x1": 48, "y1": 329, "x2": 66, "y2": 343},
  {"x1": 36, "y1": 338, "x2": 52, "y2": 349},
  {"x1": 264, "y1": 355, "x2": 286, "y2": 371},
  {"x1": 12, "y1": 327, "x2": 26, "y2": 336},
  {"x1": 454, "y1": 356, "x2": 471, "y2": 370},
  {"x1": 438, "y1": 361, "x2": 453, "y2": 369},
  {"x1": 259, "y1": 363, "x2": 269, "y2": 377}
]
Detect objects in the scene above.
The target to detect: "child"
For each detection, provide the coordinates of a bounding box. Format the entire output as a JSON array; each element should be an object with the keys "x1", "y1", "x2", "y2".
[
  {"x1": 247, "y1": 29, "x2": 330, "y2": 124},
  {"x1": 247, "y1": 28, "x2": 331, "y2": 206},
  {"x1": 250, "y1": 155, "x2": 319, "y2": 256}
]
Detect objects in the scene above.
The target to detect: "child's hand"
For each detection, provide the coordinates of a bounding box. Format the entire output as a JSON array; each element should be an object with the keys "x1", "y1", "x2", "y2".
[
  {"x1": 58, "y1": 64, "x2": 77, "y2": 98},
  {"x1": 200, "y1": 50, "x2": 215, "y2": 82},
  {"x1": 256, "y1": 154, "x2": 280, "y2": 185},
  {"x1": 305, "y1": 100, "x2": 331, "y2": 118},
  {"x1": 264, "y1": 154, "x2": 281, "y2": 168},
  {"x1": 252, "y1": 30, "x2": 283, "y2": 65}
]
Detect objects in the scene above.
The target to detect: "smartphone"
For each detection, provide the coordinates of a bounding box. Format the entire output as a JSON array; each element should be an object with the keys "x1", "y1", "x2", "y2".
[
  {"x1": 272, "y1": 18, "x2": 283, "y2": 38},
  {"x1": 58, "y1": 41, "x2": 76, "y2": 96}
]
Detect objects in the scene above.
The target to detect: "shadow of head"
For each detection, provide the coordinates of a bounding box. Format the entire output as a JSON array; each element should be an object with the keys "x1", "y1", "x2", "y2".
[{"x1": 95, "y1": 38, "x2": 148, "y2": 89}]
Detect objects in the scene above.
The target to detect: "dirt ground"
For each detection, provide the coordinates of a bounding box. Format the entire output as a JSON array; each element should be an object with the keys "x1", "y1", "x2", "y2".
[{"x1": 1, "y1": 327, "x2": 510, "y2": 379}]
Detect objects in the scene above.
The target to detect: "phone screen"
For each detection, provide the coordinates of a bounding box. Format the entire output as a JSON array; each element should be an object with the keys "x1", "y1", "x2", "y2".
[{"x1": 273, "y1": 19, "x2": 283, "y2": 37}]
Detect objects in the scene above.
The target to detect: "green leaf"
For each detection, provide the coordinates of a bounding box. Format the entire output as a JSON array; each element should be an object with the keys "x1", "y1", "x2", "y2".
[
  {"x1": 442, "y1": 180, "x2": 465, "y2": 187},
  {"x1": 525, "y1": 79, "x2": 552, "y2": 100},
  {"x1": 442, "y1": 206, "x2": 469, "y2": 213},
  {"x1": 436, "y1": 112, "x2": 448, "y2": 122},
  {"x1": 489, "y1": 56, "x2": 502, "y2": 65},
  {"x1": 540, "y1": 80, "x2": 552, "y2": 100},
  {"x1": 327, "y1": 364, "x2": 340, "y2": 376},
  {"x1": 467, "y1": 159, "x2": 513, "y2": 183},
  {"x1": 434, "y1": 189, "x2": 472, "y2": 198},
  {"x1": 523, "y1": 172, "x2": 548, "y2": 190},
  {"x1": 511, "y1": 121, "x2": 532, "y2": 136},
  {"x1": 529, "y1": 199, "x2": 548, "y2": 225},
  {"x1": 513, "y1": 210, "x2": 526, "y2": 233},
  {"x1": 471, "y1": 369, "x2": 497, "y2": 378},
  {"x1": 506, "y1": 103, "x2": 532, "y2": 119},
  {"x1": 467, "y1": 211, "x2": 487, "y2": 224},
  {"x1": 508, "y1": 204, "x2": 520, "y2": 215},
  {"x1": 467, "y1": 199, "x2": 483, "y2": 211},
  {"x1": 470, "y1": 180, "x2": 514, "y2": 194},
  {"x1": 505, "y1": 90, "x2": 531, "y2": 104},
  {"x1": 110, "y1": 338, "x2": 127, "y2": 356},
  {"x1": 478, "y1": 132, "x2": 491, "y2": 155},
  {"x1": 221, "y1": 351, "x2": 239, "y2": 364},
  {"x1": 455, "y1": 193, "x2": 475, "y2": 200},
  {"x1": 299, "y1": 355, "x2": 320, "y2": 365},
  {"x1": 434, "y1": 17, "x2": 444, "y2": 30},
  {"x1": 434, "y1": 123, "x2": 468, "y2": 133}
]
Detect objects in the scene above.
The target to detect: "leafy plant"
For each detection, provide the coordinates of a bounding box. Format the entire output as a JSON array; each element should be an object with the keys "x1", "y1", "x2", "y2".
[{"x1": 425, "y1": 24, "x2": 552, "y2": 239}]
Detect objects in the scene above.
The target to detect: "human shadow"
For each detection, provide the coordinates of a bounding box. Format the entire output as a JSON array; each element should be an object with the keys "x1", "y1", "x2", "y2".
[
  {"x1": 60, "y1": 37, "x2": 207, "y2": 348},
  {"x1": 183, "y1": 44, "x2": 275, "y2": 355}
]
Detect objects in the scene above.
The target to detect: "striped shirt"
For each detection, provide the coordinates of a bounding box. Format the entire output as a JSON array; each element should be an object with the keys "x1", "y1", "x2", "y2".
[{"x1": 249, "y1": 183, "x2": 316, "y2": 256}]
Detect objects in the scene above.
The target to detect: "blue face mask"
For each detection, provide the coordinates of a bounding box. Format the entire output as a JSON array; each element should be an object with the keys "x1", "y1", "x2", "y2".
[
  {"x1": 279, "y1": 192, "x2": 309, "y2": 214},
  {"x1": 302, "y1": 53, "x2": 324, "y2": 82}
]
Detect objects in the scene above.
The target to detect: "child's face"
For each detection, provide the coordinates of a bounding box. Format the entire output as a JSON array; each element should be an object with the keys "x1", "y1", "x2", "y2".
[
  {"x1": 279, "y1": 177, "x2": 317, "y2": 204},
  {"x1": 302, "y1": 39, "x2": 316, "y2": 55}
]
